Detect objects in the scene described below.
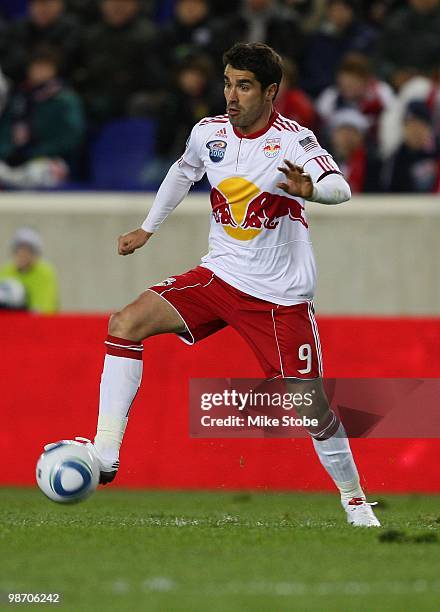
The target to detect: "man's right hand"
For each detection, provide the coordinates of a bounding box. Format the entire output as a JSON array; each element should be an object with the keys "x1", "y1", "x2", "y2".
[{"x1": 118, "y1": 228, "x2": 152, "y2": 255}]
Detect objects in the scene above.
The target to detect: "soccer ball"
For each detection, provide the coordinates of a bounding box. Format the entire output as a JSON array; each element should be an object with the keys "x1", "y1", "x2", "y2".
[{"x1": 36, "y1": 439, "x2": 99, "y2": 503}]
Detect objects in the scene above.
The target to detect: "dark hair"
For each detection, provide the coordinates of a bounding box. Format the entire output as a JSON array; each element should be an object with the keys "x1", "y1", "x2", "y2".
[
  {"x1": 338, "y1": 53, "x2": 371, "y2": 79},
  {"x1": 280, "y1": 56, "x2": 299, "y2": 88},
  {"x1": 329, "y1": 0, "x2": 358, "y2": 9},
  {"x1": 177, "y1": 53, "x2": 214, "y2": 80},
  {"x1": 29, "y1": 44, "x2": 61, "y2": 71},
  {"x1": 405, "y1": 100, "x2": 432, "y2": 125},
  {"x1": 223, "y1": 42, "x2": 283, "y2": 95}
]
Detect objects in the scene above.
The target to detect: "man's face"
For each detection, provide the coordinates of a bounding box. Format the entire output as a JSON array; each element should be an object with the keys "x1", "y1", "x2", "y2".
[
  {"x1": 101, "y1": 0, "x2": 139, "y2": 27},
  {"x1": 28, "y1": 60, "x2": 57, "y2": 85},
  {"x1": 404, "y1": 117, "x2": 432, "y2": 149},
  {"x1": 30, "y1": 0, "x2": 64, "y2": 28},
  {"x1": 338, "y1": 72, "x2": 367, "y2": 101},
  {"x1": 179, "y1": 68, "x2": 206, "y2": 96},
  {"x1": 332, "y1": 125, "x2": 364, "y2": 156},
  {"x1": 224, "y1": 65, "x2": 274, "y2": 128},
  {"x1": 410, "y1": 0, "x2": 439, "y2": 13},
  {"x1": 13, "y1": 246, "x2": 38, "y2": 272},
  {"x1": 176, "y1": 0, "x2": 208, "y2": 26},
  {"x1": 246, "y1": 0, "x2": 273, "y2": 11},
  {"x1": 327, "y1": 2, "x2": 354, "y2": 30}
]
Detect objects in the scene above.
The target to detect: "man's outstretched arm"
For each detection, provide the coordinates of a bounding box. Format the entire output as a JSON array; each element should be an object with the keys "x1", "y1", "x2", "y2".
[
  {"x1": 277, "y1": 159, "x2": 351, "y2": 205},
  {"x1": 118, "y1": 159, "x2": 198, "y2": 255}
]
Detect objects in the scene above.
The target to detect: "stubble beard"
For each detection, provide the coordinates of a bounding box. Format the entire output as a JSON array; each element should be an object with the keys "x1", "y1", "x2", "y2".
[
  {"x1": 228, "y1": 107, "x2": 259, "y2": 129},
  {"x1": 228, "y1": 96, "x2": 269, "y2": 129}
]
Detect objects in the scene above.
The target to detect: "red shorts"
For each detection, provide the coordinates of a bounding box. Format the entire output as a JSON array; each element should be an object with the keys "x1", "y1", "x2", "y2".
[{"x1": 148, "y1": 266, "x2": 322, "y2": 380}]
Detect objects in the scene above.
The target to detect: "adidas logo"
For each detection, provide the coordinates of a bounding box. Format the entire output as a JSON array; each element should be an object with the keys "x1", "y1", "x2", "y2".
[{"x1": 215, "y1": 127, "x2": 227, "y2": 138}]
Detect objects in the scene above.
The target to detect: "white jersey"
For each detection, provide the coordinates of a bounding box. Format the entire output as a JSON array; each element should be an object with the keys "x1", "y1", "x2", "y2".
[{"x1": 178, "y1": 110, "x2": 342, "y2": 305}]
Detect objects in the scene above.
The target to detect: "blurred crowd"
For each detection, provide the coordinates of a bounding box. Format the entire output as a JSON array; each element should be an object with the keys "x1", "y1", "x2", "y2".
[
  {"x1": 0, "y1": 226, "x2": 59, "y2": 312},
  {"x1": 0, "y1": 0, "x2": 439, "y2": 193}
]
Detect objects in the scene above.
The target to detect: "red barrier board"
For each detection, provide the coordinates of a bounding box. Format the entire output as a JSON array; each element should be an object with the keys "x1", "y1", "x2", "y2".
[{"x1": 1, "y1": 313, "x2": 439, "y2": 492}]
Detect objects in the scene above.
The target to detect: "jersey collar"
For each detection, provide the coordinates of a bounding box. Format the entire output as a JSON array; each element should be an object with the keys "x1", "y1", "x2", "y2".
[{"x1": 232, "y1": 110, "x2": 278, "y2": 140}]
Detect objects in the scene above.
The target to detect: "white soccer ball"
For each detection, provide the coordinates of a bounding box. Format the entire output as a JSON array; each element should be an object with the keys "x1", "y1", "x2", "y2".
[{"x1": 36, "y1": 440, "x2": 99, "y2": 503}]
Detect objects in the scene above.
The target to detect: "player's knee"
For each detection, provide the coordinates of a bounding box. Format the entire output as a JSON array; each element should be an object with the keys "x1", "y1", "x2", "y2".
[
  {"x1": 108, "y1": 309, "x2": 142, "y2": 341},
  {"x1": 108, "y1": 303, "x2": 158, "y2": 341},
  {"x1": 108, "y1": 311, "x2": 126, "y2": 337}
]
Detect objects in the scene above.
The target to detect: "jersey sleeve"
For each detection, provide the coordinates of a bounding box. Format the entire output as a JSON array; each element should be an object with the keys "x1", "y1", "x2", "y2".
[
  {"x1": 179, "y1": 123, "x2": 206, "y2": 182},
  {"x1": 292, "y1": 129, "x2": 343, "y2": 183},
  {"x1": 141, "y1": 160, "x2": 194, "y2": 233}
]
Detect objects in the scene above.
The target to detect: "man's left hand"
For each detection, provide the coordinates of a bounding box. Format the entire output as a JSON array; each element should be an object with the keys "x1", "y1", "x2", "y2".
[{"x1": 277, "y1": 159, "x2": 314, "y2": 199}]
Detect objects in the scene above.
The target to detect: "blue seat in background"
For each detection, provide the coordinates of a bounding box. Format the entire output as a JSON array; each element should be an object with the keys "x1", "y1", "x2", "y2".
[
  {"x1": 91, "y1": 118, "x2": 156, "y2": 190},
  {"x1": 154, "y1": 0, "x2": 175, "y2": 23},
  {"x1": 0, "y1": 0, "x2": 28, "y2": 19}
]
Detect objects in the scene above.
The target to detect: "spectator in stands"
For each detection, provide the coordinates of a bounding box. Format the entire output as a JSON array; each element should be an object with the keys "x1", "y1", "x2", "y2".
[
  {"x1": 156, "y1": 0, "x2": 215, "y2": 77},
  {"x1": 365, "y1": 1, "x2": 406, "y2": 29},
  {"x1": 0, "y1": 47, "x2": 84, "y2": 179},
  {"x1": 74, "y1": 0, "x2": 157, "y2": 123},
  {"x1": 0, "y1": 226, "x2": 59, "y2": 313},
  {"x1": 429, "y1": 65, "x2": 440, "y2": 138},
  {"x1": 376, "y1": 0, "x2": 440, "y2": 90},
  {"x1": 275, "y1": 57, "x2": 317, "y2": 130},
  {"x1": 328, "y1": 108, "x2": 382, "y2": 192},
  {"x1": 142, "y1": 53, "x2": 224, "y2": 185},
  {"x1": 0, "y1": 18, "x2": 5, "y2": 56},
  {"x1": 386, "y1": 101, "x2": 440, "y2": 193},
  {"x1": 0, "y1": 66, "x2": 9, "y2": 115},
  {"x1": 283, "y1": 0, "x2": 327, "y2": 33},
  {"x1": 316, "y1": 53, "x2": 394, "y2": 143},
  {"x1": 65, "y1": 0, "x2": 101, "y2": 24},
  {"x1": 301, "y1": 0, "x2": 377, "y2": 97},
  {"x1": 0, "y1": 0, "x2": 80, "y2": 83},
  {"x1": 212, "y1": 0, "x2": 304, "y2": 67},
  {"x1": 66, "y1": 0, "x2": 155, "y2": 24},
  {"x1": 379, "y1": 70, "x2": 436, "y2": 158}
]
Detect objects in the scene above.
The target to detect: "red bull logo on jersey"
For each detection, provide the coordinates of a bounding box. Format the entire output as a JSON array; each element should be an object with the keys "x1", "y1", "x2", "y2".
[
  {"x1": 263, "y1": 137, "x2": 281, "y2": 158},
  {"x1": 210, "y1": 177, "x2": 308, "y2": 241}
]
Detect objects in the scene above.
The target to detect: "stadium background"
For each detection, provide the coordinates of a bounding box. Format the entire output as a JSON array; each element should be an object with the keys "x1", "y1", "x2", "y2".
[{"x1": 1, "y1": 0, "x2": 439, "y2": 494}]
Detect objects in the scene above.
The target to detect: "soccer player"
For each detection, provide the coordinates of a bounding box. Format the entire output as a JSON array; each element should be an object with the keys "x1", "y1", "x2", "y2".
[{"x1": 84, "y1": 43, "x2": 380, "y2": 527}]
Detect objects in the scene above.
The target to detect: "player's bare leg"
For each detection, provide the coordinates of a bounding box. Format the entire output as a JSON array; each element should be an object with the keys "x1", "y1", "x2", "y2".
[
  {"x1": 286, "y1": 378, "x2": 363, "y2": 498},
  {"x1": 285, "y1": 378, "x2": 380, "y2": 526},
  {"x1": 91, "y1": 290, "x2": 186, "y2": 483}
]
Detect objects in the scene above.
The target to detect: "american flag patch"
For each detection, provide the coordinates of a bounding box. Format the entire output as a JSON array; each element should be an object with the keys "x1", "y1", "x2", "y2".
[{"x1": 299, "y1": 136, "x2": 318, "y2": 152}]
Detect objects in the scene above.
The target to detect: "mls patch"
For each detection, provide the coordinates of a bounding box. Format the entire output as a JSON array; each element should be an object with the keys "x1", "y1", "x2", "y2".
[
  {"x1": 206, "y1": 140, "x2": 227, "y2": 163},
  {"x1": 263, "y1": 137, "x2": 281, "y2": 158}
]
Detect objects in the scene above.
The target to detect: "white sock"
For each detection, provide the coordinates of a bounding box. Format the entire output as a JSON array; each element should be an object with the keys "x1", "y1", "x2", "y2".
[
  {"x1": 94, "y1": 335, "x2": 143, "y2": 464},
  {"x1": 312, "y1": 422, "x2": 365, "y2": 501}
]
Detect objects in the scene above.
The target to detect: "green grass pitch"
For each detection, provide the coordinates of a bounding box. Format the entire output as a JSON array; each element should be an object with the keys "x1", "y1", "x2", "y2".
[{"x1": 1, "y1": 488, "x2": 439, "y2": 611}]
